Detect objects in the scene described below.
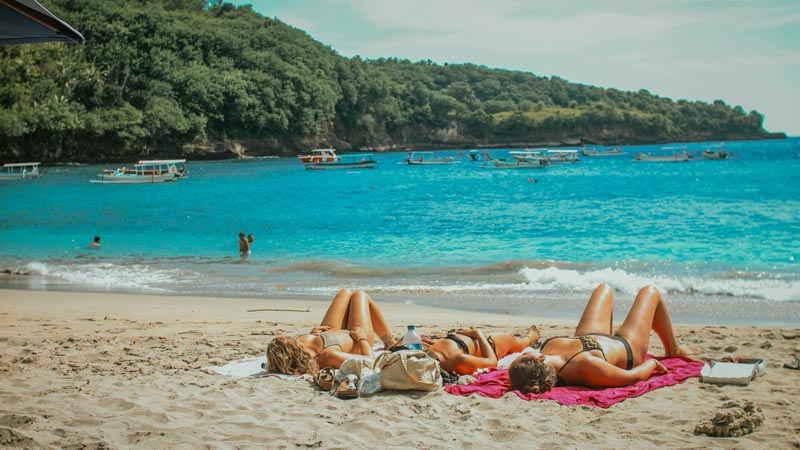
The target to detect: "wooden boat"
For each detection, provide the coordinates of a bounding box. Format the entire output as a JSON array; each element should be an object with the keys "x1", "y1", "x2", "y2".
[
  {"x1": 544, "y1": 149, "x2": 580, "y2": 164},
  {"x1": 91, "y1": 161, "x2": 181, "y2": 184},
  {"x1": 402, "y1": 152, "x2": 454, "y2": 165},
  {"x1": 581, "y1": 147, "x2": 627, "y2": 157},
  {"x1": 139, "y1": 159, "x2": 188, "y2": 177},
  {"x1": 698, "y1": 144, "x2": 739, "y2": 160},
  {"x1": 634, "y1": 147, "x2": 692, "y2": 162},
  {"x1": 299, "y1": 149, "x2": 377, "y2": 170},
  {"x1": 0, "y1": 162, "x2": 41, "y2": 180},
  {"x1": 483, "y1": 151, "x2": 550, "y2": 169}
]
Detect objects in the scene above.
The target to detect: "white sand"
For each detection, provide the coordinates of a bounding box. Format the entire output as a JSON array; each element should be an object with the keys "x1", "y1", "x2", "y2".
[{"x1": 1, "y1": 288, "x2": 799, "y2": 449}]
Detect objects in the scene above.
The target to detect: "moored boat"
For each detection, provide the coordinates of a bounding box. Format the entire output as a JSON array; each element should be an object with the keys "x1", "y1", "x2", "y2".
[
  {"x1": 483, "y1": 151, "x2": 550, "y2": 169},
  {"x1": 581, "y1": 147, "x2": 627, "y2": 157},
  {"x1": 698, "y1": 144, "x2": 738, "y2": 160},
  {"x1": 0, "y1": 162, "x2": 41, "y2": 180},
  {"x1": 544, "y1": 149, "x2": 580, "y2": 164},
  {"x1": 634, "y1": 147, "x2": 692, "y2": 162},
  {"x1": 139, "y1": 159, "x2": 188, "y2": 177},
  {"x1": 302, "y1": 150, "x2": 377, "y2": 170},
  {"x1": 402, "y1": 151, "x2": 455, "y2": 165},
  {"x1": 91, "y1": 161, "x2": 181, "y2": 184}
]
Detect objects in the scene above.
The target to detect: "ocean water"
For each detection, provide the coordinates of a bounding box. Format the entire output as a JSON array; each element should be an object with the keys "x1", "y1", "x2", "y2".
[{"x1": 1, "y1": 139, "x2": 799, "y2": 325}]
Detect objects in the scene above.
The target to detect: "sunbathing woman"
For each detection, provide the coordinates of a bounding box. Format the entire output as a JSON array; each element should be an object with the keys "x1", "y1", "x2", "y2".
[
  {"x1": 420, "y1": 326, "x2": 540, "y2": 375},
  {"x1": 508, "y1": 284, "x2": 690, "y2": 394},
  {"x1": 265, "y1": 288, "x2": 396, "y2": 375}
]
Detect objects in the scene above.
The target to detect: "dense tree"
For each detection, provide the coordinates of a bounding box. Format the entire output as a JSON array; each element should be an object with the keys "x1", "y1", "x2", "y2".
[{"x1": 0, "y1": 0, "x2": 783, "y2": 162}]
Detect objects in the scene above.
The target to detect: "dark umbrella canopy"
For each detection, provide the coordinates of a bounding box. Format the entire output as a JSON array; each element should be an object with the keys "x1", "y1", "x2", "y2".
[{"x1": 0, "y1": 0, "x2": 84, "y2": 45}]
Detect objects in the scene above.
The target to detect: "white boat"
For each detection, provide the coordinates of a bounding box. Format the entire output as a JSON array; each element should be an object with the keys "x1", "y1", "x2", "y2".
[
  {"x1": 139, "y1": 159, "x2": 188, "y2": 177},
  {"x1": 698, "y1": 144, "x2": 738, "y2": 160},
  {"x1": 581, "y1": 147, "x2": 627, "y2": 157},
  {"x1": 0, "y1": 162, "x2": 41, "y2": 180},
  {"x1": 634, "y1": 147, "x2": 692, "y2": 162},
  {"x1": 483, "y1": 151, "x2": 550, "y2": 169},
  {"x1": 91, "y1": 161, "x2": 181, "y2": 184},
  {"x1": 544, "y1": 149, "x2": 580, "y2": 164},
  {"x1": 402, "y1": 152, "x2": 455, "y2": 165},
  {"x1": 299, "y1": 149, "x2": 377, "y2": 170}
]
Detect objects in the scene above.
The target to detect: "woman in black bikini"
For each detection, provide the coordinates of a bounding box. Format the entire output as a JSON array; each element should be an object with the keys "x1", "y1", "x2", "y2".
[
  {"x1": 421, "y1": 326, "x2": 540, "y2": 375},
  {"x1": 508, "y1": 284, "x2": 689, "y2": 394},
  {"x1": 265, "y1": 288, "x2": 396, "y2": 375}
]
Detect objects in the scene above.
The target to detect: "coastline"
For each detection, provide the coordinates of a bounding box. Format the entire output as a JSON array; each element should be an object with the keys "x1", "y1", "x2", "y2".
[{"x1": 1, "y1": 288, "x2": 799, "y2": 448}]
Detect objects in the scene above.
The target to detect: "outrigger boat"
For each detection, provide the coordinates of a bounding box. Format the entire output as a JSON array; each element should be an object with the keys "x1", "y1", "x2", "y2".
[
  {"x1": 299, "y1": 149, "x2": 377, "y2": 170},
  {"x1": 483, "y1": 151, "x2": 550, "y2": 169},
  {"x1": 697, "y1": 144, "x2": 739, "y2": 160},
  {"x1": 544, "y1": 149, "x2": 580, "y2": 164},
  {"x1": 0, "y1": 162, "x2": 41, "y2": 180},
  {"x1": 580, "y1": 147, "x2": 627, "y2": 157},
  {"x1": 634, "y1": 147, "x2": 692, "y2": 162},
  {"x1": 402, "y1": 151, "x2": 455, "y2": 165},
  {"x1": 91, "y1": 160, "x2": 182, "y2": 184},
  {"x1": 138, "y1": 159, "x2": 188, "y2": 177}
]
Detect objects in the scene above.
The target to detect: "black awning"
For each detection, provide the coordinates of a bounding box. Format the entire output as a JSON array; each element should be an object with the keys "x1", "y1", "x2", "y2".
[{"x1": 0, "y1": 0, "x2": 84, "y2": 45}]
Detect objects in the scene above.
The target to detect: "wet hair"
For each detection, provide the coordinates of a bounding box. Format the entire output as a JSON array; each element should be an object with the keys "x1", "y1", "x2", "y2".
[
  {"x1": 508, "y1": 356, "x2": 557, "y2": 394},
  {"x1": 94, "y1": 236, "x2": 100, "y2": 242},
  {"x1": 265, "y1": 336, "x2": 317, "y2": 375}
]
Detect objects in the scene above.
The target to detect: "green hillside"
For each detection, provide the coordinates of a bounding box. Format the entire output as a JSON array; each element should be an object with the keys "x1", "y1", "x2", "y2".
[{"x1": 0, "y1": 0, "x2": 784, "y2": 162}]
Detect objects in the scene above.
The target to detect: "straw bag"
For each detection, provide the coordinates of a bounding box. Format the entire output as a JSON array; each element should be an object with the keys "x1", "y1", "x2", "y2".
[{"x1": 375, "y1": 350, "x2": 442, "y2": 391}]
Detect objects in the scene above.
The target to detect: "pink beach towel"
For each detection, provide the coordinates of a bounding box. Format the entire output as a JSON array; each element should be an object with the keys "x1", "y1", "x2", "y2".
[{"x1": 445, "y1": 356, "x2": 703, "y2": 408}]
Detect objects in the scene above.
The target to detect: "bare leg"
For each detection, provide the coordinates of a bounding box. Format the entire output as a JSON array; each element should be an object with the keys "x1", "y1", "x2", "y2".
[
  {"x1": 365, "y1": 292, "x2": 396, "y2": 347},
  {"x1": 319, "y1": 288, "x2": 353, "y2": 330},
  {"x1": 485, "y1": 326, "x2": 540, "y2": 358},
  {"x1": 573, "y1": 283, "x2": 615, "y2": 336},
  {"x1": 615, "y1": 285, "x2": 683, "y2": 364}
]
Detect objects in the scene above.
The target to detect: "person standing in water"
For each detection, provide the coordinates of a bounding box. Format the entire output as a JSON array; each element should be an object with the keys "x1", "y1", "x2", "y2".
[
  {"x1": 238, "y1": 232, "x2": 250, "y2": 256},
  {"x1": 89, "y1": 236, "x2": 101, "y2": 248}
]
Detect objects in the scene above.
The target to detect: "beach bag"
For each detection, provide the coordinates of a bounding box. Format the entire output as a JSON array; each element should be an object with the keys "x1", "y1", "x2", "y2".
[{"x1": 374, "y1": 350, "x2": 442, "y2": 391}]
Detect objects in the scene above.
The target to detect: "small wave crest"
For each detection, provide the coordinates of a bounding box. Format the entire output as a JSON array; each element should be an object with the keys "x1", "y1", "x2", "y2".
[
  {"x1": 24, "y1": 261, "x2": 192, "y2": 291},
  {"x1": 520, "y1": 266, "x2": 800, "y2": 302}
]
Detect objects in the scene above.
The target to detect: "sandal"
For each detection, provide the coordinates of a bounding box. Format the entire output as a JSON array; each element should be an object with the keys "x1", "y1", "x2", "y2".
[
  {"x1": 336, "y1": 374, "x2": 359, "y2": 399},
  {"x1": 784, "y1": 357, "x2": 800, "y2": 371},
  {"x1": 315, "y1": 367, "x2": 336, "y2": 391}
]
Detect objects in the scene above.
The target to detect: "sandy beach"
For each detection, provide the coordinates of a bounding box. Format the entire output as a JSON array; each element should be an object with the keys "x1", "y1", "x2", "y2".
[{"x1": 1, "y1": 288, "x2": 799, "y2": 449}]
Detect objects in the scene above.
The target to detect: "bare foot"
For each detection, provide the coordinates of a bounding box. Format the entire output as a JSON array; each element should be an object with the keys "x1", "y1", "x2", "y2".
[
  {"x1": 665, "y1": 346, "x2": 695, "y2": 358},
  {"x1": 524, "y1": 325, "x2": 540, "y2": 347}
]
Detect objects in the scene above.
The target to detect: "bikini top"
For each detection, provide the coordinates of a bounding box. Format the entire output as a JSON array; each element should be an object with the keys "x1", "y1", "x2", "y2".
[
  {"x1": 319, "y1": 331, "x2": 343, "y2": 349},
  {"x1": 540, "y1": 335, "x2": 607, "y2": 375}
]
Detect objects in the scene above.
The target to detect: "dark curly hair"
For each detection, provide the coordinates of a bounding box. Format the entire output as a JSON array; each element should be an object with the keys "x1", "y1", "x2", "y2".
[{"x1": 508, "y1": 356, "x2": 557, "y2": 394}]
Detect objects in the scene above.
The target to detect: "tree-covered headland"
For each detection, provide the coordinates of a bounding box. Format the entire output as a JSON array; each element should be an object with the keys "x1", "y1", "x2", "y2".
[{"x1": 0, "y1": 0, "x2": 785, "y2": 163}]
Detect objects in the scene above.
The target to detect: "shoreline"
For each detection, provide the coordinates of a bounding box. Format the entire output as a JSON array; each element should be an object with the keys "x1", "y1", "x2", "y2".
[{"x1": 1, "y1": 288, "x2": 799, "y2": 448}]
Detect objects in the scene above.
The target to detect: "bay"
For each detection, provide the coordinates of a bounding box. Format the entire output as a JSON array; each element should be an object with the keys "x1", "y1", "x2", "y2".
[{"x1": 1, "y1": 138, "x2": 798, "y2": 325}]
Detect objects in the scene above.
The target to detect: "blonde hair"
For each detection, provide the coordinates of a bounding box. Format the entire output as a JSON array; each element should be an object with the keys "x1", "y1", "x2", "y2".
[{"x1": 265, "y1": 336, "x2": 317, "y2": 375}]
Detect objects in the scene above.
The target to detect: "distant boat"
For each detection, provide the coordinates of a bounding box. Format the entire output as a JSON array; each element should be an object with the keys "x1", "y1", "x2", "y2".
[
  {"x1": 634, "y1": 147, "x2": 692, "y2": 162},
  {"x1": 544, "y1": 149, "x2": 580, "y2": 164},
  {"x1": 299, "y1": 148, "x2": 377, "y2": 170},
  {"x1": 402, "y1": 151, "x2": 455, "y2": 165},
  {"x1": 483, "y1": 151, "x2": 550, "y2": 169},
  {"x1": 0, "y1": 162, "x2": 41, "y2": 180},
  {"x1": 91, "y1": 160, "x2": 182, "y2": 184},
  {"x1": 139, "y1": 159, "x2": 188, "y2": 178},
  {"x1": 698, "y1": 143, "x2": 739, "y2": 160},
  {"x1": 581, "y1": 147, "x2": 627, "y2": 157}
]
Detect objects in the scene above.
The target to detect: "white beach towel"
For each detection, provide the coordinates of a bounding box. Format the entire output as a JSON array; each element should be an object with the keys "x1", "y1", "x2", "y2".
[{"x1": 200, "y1": 356, "x2": 312, "y2": 382}]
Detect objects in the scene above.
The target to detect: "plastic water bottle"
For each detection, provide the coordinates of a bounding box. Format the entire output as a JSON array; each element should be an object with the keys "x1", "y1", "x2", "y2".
[
  {"x1": 403, "y1": 325, "x2": 422, "y2": 350},
  {"x1": 358, "y1": 373, "x2": 382, "y2": 396}
]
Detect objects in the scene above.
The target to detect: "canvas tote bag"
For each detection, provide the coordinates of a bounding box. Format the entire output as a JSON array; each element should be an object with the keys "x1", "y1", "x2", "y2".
[{"x1": 375, "y1": 349, "x2": 442, "y2": 391}]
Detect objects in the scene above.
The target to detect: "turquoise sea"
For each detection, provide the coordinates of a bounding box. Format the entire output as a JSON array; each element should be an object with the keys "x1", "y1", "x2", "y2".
[{"x1": 1, "y1": 138, "x2": 799, "y2": 325}]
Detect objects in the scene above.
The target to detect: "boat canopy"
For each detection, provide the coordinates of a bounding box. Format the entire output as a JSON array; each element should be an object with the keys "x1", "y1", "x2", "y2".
[
  {"x1": 3, "y1": 162, "x2": 40, "y2": 168},
  {"x1": 138, "y1": 159, "x2": 186, "y2": 164}
]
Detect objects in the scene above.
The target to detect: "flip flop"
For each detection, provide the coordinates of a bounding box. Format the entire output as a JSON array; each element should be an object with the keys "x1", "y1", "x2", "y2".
[
  {"x1": 783, "y1": 357, "x2": 800, "y2": 370},
  {"x1": 315, "y1": 367, "x2": 336, "y2": 391},
  {"x1": 336, "y1": 374, "x2": 359, "y2": 399}
]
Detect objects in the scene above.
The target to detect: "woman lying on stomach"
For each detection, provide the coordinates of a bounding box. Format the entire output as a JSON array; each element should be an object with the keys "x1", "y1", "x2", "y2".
[{"x1": 508, "y1": 284, "x2": 691, "y2": 394}]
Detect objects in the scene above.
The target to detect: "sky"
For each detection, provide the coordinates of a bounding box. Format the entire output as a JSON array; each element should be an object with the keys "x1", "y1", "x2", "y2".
[{"x1": 241, "y1": 0, "x2": 800, "y2": 135}]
